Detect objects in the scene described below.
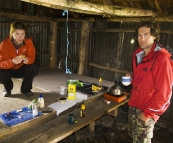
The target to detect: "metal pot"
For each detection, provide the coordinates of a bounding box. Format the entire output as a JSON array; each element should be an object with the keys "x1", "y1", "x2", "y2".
[{"x1": 109, "y1": 80, "x2": 122, "y2": 96}]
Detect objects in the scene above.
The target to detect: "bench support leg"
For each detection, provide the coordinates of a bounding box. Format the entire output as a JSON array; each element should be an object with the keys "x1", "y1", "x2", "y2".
[
  {"x1": 89, "y1": 121, "x2": 95, "y2": 132},
  {"x1": 107, "y1": 108, "x2": 118, "y2": 117}
]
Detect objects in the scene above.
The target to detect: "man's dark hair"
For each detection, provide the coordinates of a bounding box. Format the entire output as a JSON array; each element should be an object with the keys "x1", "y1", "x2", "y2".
[{"x1": 136, "y1": 21, "x2": 160, "y2": 42}]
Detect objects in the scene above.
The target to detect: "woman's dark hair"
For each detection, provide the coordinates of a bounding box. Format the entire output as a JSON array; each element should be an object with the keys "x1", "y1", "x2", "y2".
[
  {"x1": 136, "y1": 21, "x2": 160, "y2": 42},
  {"x1": 10, "y1": 22, "x2": 26, "y2": 38}
]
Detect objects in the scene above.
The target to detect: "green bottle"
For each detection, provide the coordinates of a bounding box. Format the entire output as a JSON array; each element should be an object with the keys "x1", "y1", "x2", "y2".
[{"x1": 28, "y1": 99, "x2": 38, "y2": 109}]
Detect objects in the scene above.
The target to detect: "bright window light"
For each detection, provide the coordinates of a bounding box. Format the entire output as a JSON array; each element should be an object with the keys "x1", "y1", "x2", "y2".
[{"x1": 131, "y1": 38, "x2": 135, "y2": 44}]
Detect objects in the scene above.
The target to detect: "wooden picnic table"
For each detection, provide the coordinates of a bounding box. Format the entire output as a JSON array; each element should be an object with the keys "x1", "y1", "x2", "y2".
[{"x1": 1, "y1": 92, "x2": 129, "y2": 143}]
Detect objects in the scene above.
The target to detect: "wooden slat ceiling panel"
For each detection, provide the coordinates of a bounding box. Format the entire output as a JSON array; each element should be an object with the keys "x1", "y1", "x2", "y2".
[
  {"x1": 134, "y1": 2, "x2": 142, "y2": 9},
  {"x1": 147, "y1": 0, "x2": 156, "y2": 11},
  {"x1": 102, "y1": 0, "x2": 113, "y2": 5}
]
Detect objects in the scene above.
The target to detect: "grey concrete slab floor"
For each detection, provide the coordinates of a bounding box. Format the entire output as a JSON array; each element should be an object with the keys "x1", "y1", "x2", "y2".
[
  {"x1": 0, "y1": 69, "x2": 114, "y2": 114},
  {"x1": 33, "y1": 68, "x2": 114, "y2": 94},
  {"x1": 0, "y1": 78, "x2": 49, "y2": 114}
]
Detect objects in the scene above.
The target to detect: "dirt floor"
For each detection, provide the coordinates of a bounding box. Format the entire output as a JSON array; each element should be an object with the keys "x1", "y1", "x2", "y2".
[{"x1": 59, "y1": 105, "x2": 173, "y2": 143}]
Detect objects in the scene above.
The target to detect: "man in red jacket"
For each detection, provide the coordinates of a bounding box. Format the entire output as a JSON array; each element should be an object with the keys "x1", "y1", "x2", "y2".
[
  {"x1": 0, "y1": 22, "x2": 38, "y2": 97},
  {"x1": 128, "y1": 21, "x2": 173, "y2": 143}
]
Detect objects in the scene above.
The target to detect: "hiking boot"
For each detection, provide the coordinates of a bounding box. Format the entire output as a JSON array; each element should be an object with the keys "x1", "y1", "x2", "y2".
[
  {"x1": 3, "y1": 89, "x2": 11, "y2": 97},
  {"x1": 21, "y1": 91, "x2": 33, "y2": 97}
]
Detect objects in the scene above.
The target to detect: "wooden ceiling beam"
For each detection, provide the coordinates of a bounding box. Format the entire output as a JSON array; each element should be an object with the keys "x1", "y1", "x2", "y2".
[
  {"x1": 1, "y1": 11, "x2": 173, "y2": 23},
  {"x1": 107, "y1": 16, "x2": 173, "y2": 22},
  {"x1": 0, "y1": 11, "x2": 90, "y2": 22},
  {"x1": 20, "y1": 0, "x2": 157, "y2": 17},
  {"x1": 70, "y1": 11, "x2": 81, "y2": 18},
  {"x1": 114, "y1": 0, "x2": 145, "y2": 1}
]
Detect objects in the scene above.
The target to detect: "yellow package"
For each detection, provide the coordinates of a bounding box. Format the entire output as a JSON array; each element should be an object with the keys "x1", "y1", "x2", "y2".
[
  {"x1": 68, "y1": 84, "x2": 76, "y2": 100},
  {"x1": 92, "y1": 84, "x2": 102, "y2": 91}
]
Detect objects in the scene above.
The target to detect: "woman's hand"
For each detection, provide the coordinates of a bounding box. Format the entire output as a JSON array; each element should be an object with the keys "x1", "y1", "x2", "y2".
[
  {"x1": 22, "y1": 57, "x2": 28, "y2": 64},
  {"x1": 12, "y1": 56, "x2": 23, "y2": 65}
]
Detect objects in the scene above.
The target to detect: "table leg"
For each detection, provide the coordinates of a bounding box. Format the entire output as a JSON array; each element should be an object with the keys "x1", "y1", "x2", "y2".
[
  {"x1": 89, "y1": 121, "x2": 95, "y2": 132},
  {"x1": 107, "y1": 108, "x2": 118, "y2": 117}
]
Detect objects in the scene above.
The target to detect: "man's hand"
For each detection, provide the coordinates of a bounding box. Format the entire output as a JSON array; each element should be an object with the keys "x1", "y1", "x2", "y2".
[{"x1": 139, "y1": 112, "x2": 149, "y2": 122}]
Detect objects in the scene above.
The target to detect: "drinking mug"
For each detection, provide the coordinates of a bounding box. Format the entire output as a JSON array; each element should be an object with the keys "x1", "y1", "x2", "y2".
[
  {"x1": 122, "y1": 76, "x2": 131, "y2": 86},
  {"x1": 68, "y1": 113, "x2": 78, "y2": 124},
  {"x1": 59, "y1": 86, "x2": 66, "y2": 95}
]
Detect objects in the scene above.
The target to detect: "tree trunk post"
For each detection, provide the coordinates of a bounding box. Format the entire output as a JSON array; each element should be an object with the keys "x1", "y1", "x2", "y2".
[
  {"x1": 78, "y1": 21, "x2": 92, "y2": 75},
  {"x1": 49, "y1": 22, "x2": 58, "y2": 69}
]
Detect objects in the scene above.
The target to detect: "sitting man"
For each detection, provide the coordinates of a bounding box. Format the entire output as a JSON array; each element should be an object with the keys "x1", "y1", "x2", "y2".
[{"x1": 0, "y1": 22, "x2": 38, "y2": 97}]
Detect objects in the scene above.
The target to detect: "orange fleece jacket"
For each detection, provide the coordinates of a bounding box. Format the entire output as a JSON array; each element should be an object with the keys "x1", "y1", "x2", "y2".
[{"x1": 0, "y1": 37, "x2": 36, "y2": 70}]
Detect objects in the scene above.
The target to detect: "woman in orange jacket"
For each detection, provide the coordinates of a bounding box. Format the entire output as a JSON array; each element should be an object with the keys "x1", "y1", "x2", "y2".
[{"x1": 0, "y1": 22, "x2": 38, "y2": 97}]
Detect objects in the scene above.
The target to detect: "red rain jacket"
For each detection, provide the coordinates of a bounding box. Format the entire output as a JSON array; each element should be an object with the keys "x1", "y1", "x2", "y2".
[
  {"x1": 128, "y1": 42, "x2": 173, "y2": 121},
  {"x1": 0, "y1": 36, "x2": 36, "y2": 70}
]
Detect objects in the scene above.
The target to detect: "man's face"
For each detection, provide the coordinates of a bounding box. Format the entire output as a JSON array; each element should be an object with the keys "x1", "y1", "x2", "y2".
[
  {"x1": 138, "y1": 26, "x2": 156, "y2": 50},
  {"x1": 12, "y1": 29, "x2": 25, "y2": 45}
]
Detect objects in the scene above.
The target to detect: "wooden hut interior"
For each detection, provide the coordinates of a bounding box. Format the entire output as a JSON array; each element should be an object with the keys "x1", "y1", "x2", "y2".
[{"x1": 0, "y1": 0, "x2": 173, "y2": 142}]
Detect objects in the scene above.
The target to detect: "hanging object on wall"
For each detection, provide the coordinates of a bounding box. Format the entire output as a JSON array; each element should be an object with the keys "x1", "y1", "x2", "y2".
[{"x1": 62, "y1": 10, "x2": 72, "y2": 74}]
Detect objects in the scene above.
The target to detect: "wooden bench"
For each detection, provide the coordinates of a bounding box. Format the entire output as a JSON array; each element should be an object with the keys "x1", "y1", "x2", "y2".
[{"x1": 0, "y1": 95, "x2": 129, "y2": 143}]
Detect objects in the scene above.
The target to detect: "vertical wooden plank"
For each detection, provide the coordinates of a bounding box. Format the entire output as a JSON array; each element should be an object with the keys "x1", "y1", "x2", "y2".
[
  {"x1": 49, "y1": 22, "x2": 58, "y2": 69},
  {"x1": 78, "y1": 21, "x2": 92, "y2": 75},
  {"x1": 21, "y1": 1, "x2": 28, "y2": 13},
  {"x1": 115, "y1": 32, "x2": 124, "y2": 80}
]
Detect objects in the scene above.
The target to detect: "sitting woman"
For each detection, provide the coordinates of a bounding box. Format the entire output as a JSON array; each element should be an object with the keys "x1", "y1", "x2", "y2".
[{"x1": 0, "y1": 22, "x2": 38, "y2": 97}]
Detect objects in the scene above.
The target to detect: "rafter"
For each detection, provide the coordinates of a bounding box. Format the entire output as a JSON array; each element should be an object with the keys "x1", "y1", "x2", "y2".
[
  {"x1": 20, "y1": 0, "x2": 157, "y2": 17},
  {"x1": 155, "y1": 0, "x2": 168, "y2": 16},
  {"x1": 148, "y1": 0, "x2": 156, "y2": 10},
  {"x1": 155, "y1": 0, "x2": 162, "y2": 15},
  {"x1": 1, "y1": 11, "x2": 173, "y2": 23}
]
